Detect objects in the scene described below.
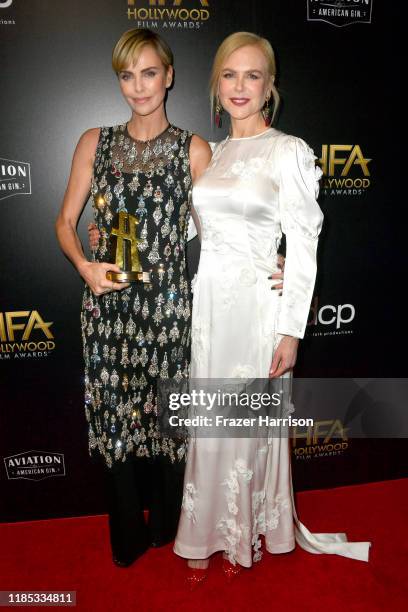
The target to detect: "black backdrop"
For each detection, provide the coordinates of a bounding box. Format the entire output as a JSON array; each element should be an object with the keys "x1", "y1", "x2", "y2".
[{"x1": 0, "y1": 0, "x2": 406, "y2": 522}]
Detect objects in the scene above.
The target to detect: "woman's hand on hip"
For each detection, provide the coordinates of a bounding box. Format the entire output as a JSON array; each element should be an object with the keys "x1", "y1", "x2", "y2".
[{"x1": 268, "y1": 254, "x2": 285, "y2": 292}]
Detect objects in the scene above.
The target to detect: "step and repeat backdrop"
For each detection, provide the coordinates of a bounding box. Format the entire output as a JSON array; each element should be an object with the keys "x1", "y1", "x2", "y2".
[{"x1": 1, "y1": 0, "x2": 405, "y2": 522}]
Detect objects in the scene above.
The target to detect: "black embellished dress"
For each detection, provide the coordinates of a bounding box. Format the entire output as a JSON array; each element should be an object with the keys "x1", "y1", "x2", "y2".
[{"x1": 80, "y1": 123, "x2": 193, "y2": 559}]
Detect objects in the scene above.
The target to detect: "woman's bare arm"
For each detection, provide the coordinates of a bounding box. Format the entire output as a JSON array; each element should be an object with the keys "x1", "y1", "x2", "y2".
[{"x1": 55, "y1": 128, "x2": 125, "y2": 295}]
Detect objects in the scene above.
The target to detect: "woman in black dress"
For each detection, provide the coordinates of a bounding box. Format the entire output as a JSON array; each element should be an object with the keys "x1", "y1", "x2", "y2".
[{"x1": 56, "y1": 28, "x2": 211, "y2": 566}]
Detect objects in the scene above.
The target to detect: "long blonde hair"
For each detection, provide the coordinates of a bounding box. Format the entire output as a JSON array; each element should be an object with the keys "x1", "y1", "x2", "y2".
[{"x1": 210, "y1": 32, "x2": 280, "y2": 125}]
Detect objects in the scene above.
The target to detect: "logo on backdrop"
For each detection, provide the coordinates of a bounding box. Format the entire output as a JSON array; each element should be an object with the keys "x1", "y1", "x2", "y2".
[
  {"x1": 3, "y1": 451, "x2": 66, "y2": 481},
  {"x1": 318, "y1": 145, "x2": 371, "y2": 196},
  {"x1": 307, "y1": 0, "x2": 372, "y2": 28},
  {"x1": 127, "y1": 0, "x2": 210, "y2": 29},
  {"x1": 0, "y1": 311, "x2": 56, "y2": 359},
  {"x1": 307, "y1": 296, "x2": 355, "y2": 337},
  {"x1": 0, "y1": 0, "x2": 15, "y2": 27},
  {"x1": 292, "y1": 419, "x2": 349, "y2": 459},
  {"x1": 0, "y1": 158, "x2": 31, "y2": 201}
]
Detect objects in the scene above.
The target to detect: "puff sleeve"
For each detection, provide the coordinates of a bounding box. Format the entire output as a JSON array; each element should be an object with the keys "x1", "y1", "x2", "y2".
[{"x1": 277, "y1": 135, "x2": 324, "y2": 338}]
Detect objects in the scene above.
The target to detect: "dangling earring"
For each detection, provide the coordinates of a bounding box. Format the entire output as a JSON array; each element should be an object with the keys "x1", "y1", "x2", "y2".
[
  {"x1": 215, "y1": 98, "x2": 222, "y2": 128},
  {"x1": 263, "y1": 95, "x2": 271, "y2": 126}
]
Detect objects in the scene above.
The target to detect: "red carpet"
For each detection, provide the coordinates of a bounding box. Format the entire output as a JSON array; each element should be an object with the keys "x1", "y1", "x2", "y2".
[{"x1": 1, "y1": 479, "x2": 407, "y2": 611}]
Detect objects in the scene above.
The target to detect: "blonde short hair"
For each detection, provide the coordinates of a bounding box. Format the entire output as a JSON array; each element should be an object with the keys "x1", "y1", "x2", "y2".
[
  {"x1": 112, "y1": 28, "x2": 173, "y2": 74},
  {"x1": 210, "y1": 31, "x2": 280, "y2": 124}
]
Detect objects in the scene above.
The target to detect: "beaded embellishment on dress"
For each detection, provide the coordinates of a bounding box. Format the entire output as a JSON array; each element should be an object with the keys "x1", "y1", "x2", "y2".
[{"x1": 81, "y1": 123, "x2": 193, "y2": 468}]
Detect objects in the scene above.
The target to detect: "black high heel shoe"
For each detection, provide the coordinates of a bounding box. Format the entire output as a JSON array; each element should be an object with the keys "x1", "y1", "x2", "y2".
[{"x1": 112, "y1": 555, "x2": 136, "y2": 568}]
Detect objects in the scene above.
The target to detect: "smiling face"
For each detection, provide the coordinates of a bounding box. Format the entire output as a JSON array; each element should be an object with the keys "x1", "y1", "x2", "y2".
[
  {"x1": 218, "y1": 44, "x2": 272, "y2": 123},
  {"x1": 118, "y1": 44, "x2": 173, "y2": 118}
]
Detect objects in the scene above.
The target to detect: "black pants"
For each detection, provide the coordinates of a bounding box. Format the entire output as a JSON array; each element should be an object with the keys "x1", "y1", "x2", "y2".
[{"x1": 102, "y1": 454, "x2": 185, "y2": 563}]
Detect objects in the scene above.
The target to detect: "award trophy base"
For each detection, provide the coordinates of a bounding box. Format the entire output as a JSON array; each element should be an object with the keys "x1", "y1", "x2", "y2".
[{"x1": 106, "y1": 270, "x2": 152, "y2": 283}]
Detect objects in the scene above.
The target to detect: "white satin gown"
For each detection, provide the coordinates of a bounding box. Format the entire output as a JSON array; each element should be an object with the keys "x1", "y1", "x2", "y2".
[{"x1": 173, "y1": 128, "x2": 371, "y2": 565}]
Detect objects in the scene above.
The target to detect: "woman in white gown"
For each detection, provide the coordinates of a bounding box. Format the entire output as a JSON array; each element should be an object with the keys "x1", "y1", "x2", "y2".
[{"x1": 173, "y1": 32, "x2": 371, "y2": 579}]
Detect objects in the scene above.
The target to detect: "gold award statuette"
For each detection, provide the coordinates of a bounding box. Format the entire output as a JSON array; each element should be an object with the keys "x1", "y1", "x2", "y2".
[{"x1": 106, "y1": 211, "x2": 151, "y2": 283}]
